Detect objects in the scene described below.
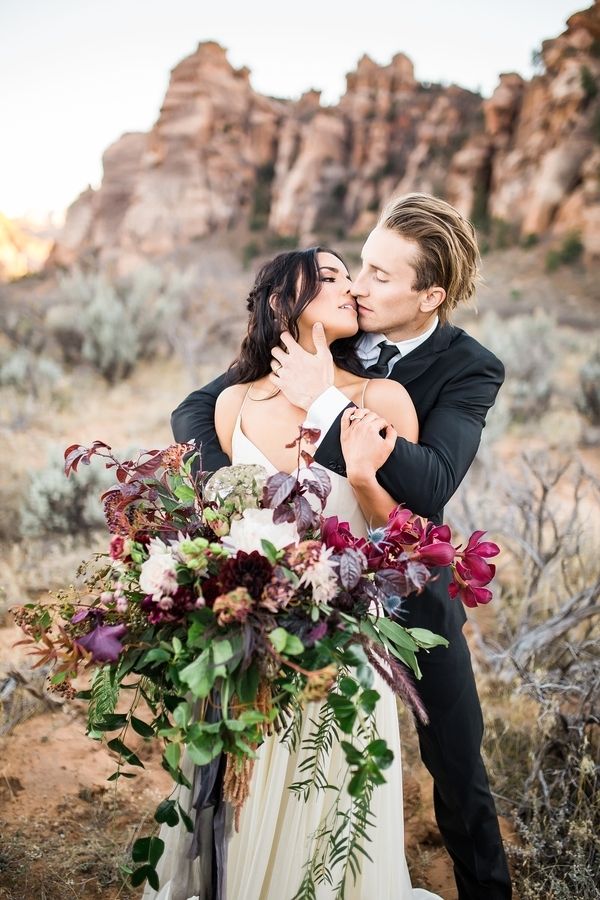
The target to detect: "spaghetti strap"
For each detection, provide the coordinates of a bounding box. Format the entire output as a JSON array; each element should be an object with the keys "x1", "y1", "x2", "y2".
[
  {"x1": 235, "y1": 385, "x2": 254, "y2": 431},
  {"x1": 360, "y1": 379, "x2": 369, "y2": 407}
]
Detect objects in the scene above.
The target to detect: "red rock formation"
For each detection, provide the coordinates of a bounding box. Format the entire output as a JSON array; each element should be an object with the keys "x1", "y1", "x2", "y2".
[{"x1": 51, "y1": 3, "x2": 600, "y2": 270}]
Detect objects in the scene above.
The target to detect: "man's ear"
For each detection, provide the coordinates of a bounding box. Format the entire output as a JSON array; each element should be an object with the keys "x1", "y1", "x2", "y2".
[{"x1": 420, "y1": 286, "x2": 446, "y2": 313}]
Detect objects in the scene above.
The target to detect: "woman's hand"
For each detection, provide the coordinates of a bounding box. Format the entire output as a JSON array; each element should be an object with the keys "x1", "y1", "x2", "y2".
[{"x1": 340, "y1": 407, "x2": 398, "y2": 484}]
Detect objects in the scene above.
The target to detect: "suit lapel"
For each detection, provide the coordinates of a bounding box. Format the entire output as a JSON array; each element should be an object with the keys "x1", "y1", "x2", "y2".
[{"x1": 390, "y1": 322, "x2": 457, "y2": 386}]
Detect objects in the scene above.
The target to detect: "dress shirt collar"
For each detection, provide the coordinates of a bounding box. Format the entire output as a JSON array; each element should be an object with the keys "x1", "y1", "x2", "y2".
[{"x1": 359, "y1": 316, "x2": 439, "y2": 360}]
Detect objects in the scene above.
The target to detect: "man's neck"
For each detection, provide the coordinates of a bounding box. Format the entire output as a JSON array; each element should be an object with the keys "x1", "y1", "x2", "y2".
[{"x1": 382, "y1": 315, "x2": 439, "y2": 345}]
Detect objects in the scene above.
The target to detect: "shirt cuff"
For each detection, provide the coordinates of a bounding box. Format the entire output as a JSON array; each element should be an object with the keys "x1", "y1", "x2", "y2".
[{"x1": 305, "y1": 387, "x2": 351, "y2": 448}]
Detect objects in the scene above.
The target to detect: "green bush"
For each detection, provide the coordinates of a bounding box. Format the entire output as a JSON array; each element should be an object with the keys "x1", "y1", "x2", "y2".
[
  {"x1": 521, "y1": 233, "x2": 539, "y2": 249},
  {"x1": 580, "y1": 65, "x2": 598, "y2": 102},
  {"x1": 0, "y1": 348, "x2": 62, "y2": 396},
  {"x1": 545, "y1": 232, "x2": 584, "y2": 272},
  {"x1": 51, "y1": 265, "x2": 184, "y2": 382},
  {"x1": 19, "y1": 445, "x2": 117, "y2": 538}
]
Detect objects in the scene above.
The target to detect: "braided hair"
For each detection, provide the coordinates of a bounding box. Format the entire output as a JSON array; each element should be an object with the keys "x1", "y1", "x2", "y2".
[{"x1": 228, "y1": 247, "x2": 365, "y2": 384}]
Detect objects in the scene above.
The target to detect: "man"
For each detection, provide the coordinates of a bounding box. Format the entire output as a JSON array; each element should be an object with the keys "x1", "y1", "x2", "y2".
[{"x1": 171, "y1": 192, "x2": 511, "y2": 899}]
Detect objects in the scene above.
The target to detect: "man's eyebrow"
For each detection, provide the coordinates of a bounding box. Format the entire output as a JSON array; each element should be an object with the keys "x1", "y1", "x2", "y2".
[
  {"x1": 320, "y1": 265, "x2": 352, "y2": 281},
  {"x1": 361, "y1": 259, "x2": 391, "y2": 276}
]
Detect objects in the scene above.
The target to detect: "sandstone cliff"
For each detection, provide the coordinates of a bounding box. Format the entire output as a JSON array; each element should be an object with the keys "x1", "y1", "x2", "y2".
[{"x1": 50, "y1": 3, "x2": 600, "y2": 271}]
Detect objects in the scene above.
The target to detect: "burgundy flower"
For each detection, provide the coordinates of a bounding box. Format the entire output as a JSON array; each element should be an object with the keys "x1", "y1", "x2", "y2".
[
  {"x1": 141, "y1": 585, "x2": 198, "y2": 624},
  {"x1": 456, "y1": 530, "x2": 500, "y2": 584},
  {"x1": 219, "y1": 551, "x2": 273, "y2": 601},
  {"x1": 322, "y1": 517, "x2": 366, "y2": 553},
  {"x1": 383, "y1": 506, "x2": 415, "y2": 542},
  {"x1": 414, "y1": 541, "x2": 456, "y2": 567},
  {"x1": 448, "y1": 581, "x2": 493, "y2": 608},
  {"x1": 76, "y1": 623, "x2": 127, "y2": 661}
]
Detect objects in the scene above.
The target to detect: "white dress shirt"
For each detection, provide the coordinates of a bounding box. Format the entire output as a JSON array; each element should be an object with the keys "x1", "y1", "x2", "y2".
[{"x1": 306, "y1": 317, "x2": 439, "y2": 448}]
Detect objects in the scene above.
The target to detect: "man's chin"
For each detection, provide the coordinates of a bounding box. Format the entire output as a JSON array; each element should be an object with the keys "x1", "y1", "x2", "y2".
[{"x1": 357, "y1": 313, "x2": 377, "y2": 332}]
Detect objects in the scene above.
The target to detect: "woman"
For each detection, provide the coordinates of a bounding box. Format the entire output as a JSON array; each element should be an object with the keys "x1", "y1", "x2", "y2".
[{"x1": 147, "y1": 248, "x2": 441, "y2": 900}]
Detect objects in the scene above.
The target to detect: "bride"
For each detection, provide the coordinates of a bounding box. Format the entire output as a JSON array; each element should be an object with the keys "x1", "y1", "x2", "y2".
[{"x1": 145, "y1": 247, "x2": 442, "y2": 900}]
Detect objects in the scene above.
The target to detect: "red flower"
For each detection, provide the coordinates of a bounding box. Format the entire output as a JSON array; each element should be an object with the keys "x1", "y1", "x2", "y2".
[
  {"x1": 456, "y1": 531, "x2": 499, "y2": 584},
  {"x1": 322, "y1": 517, "x2": 366, "y2": 553},
  {"x1": 448, "y1": 581, "x2": 493, "y2": 608}
]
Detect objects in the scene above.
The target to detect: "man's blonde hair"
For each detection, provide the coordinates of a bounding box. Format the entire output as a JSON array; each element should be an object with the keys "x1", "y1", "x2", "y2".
[{"x1": 378, "y1": 193, "x2": 480, "y2": 324}]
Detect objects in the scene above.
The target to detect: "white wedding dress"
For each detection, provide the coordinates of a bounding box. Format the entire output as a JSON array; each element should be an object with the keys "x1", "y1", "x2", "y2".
[{"x1": 143, "y1": 406, "x2": 442, "y2": 900}]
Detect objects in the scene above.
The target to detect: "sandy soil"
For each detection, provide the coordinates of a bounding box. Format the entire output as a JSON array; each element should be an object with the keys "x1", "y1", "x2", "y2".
[{"x1": 0, "y1": 610, "x2": 520, "y2": 900}]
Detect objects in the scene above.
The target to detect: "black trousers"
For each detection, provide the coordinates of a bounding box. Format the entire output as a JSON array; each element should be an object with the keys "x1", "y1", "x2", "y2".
[{"x1": 414, "y1": 630, "x2": 512, "y2": 900}]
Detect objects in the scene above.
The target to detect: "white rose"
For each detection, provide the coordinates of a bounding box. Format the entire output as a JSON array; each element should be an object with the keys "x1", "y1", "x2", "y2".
[{"x1": 222, "y1": 508, "x2": 299, "y2": 555}]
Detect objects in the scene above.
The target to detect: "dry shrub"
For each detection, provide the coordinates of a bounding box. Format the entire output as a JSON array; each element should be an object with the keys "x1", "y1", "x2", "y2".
[
  {"x1": 479, "y1": 310, "x2": 561, "y2": 421},
  {"x1": 448, "y1": 449, "x2": 600, "y2": 898}
]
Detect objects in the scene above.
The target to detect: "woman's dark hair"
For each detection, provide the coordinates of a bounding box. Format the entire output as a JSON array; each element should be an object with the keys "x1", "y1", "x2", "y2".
[{"x1": 228, "y1": 247, "x2": 365, "y2": 383}]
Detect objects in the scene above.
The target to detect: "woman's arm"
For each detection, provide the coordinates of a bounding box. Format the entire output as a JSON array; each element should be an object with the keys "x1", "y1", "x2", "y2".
[{"x1": 341, "y1": 380, "x2": 418, "y2": 528}]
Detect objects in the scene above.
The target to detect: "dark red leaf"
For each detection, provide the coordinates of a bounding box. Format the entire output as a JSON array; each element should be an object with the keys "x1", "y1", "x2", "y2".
[
  {"x1": 338, "y1": 549, "x2": 364, "y2": 590},
  {"x1": 294, "y1": 495, "x2": 316, "y2": 535}
]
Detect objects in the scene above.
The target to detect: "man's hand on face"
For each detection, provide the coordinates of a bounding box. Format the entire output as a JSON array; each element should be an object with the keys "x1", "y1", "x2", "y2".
[{"x1": 269, "y1": 322, "x2": 335, "y2": 411}]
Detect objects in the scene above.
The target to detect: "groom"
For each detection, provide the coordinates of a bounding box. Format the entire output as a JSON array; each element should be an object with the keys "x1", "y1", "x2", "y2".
[{"x1": 171, "y1": 192, "x2": 512, "y2": 899}]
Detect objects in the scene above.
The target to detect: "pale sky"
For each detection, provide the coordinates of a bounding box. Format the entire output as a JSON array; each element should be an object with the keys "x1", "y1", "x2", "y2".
[{"x1": 0, "y1": 0, "x2": 585, "y2": 221}]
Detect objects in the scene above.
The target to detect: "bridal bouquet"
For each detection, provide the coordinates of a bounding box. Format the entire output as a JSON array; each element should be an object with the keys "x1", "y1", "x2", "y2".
[{"x1": 14, "y1": 432, "x2": 498, "y2": 894}]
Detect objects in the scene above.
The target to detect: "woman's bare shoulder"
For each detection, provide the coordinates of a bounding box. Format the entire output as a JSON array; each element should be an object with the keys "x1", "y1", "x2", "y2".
[
  {"x1": 364, "y1": 377, "x2": 412, "y2": 406},
  {"x1": 363, "y1": 378, "x2": 418, "y2": 441},
  {"x1": 216, "y1": 382, "x2": 249, "y2": 412}
]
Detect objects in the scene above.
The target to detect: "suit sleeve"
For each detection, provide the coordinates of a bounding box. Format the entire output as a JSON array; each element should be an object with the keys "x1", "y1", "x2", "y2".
[
  {"x1": 315, "y1": 354, "x2": 505, "y2": 519},
  {"x1": 170, "y1": 373, "x2": 231, "y2": 475}
]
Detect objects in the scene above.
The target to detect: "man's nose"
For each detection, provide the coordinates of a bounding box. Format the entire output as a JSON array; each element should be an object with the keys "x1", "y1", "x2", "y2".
[{"x1": 350, "y1": 273, "x2": 368, "y2": 297}]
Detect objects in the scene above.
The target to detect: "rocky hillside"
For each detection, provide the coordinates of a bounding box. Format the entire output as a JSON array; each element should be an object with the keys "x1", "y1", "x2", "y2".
[{"x1": 51, "y1": 2, "x2": 600, "y2": 273}]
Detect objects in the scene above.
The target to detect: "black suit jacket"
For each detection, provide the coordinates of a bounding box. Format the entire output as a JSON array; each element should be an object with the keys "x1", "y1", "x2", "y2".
[{"x1": 171, "y1": 323, "x2": 505, "y2": 639}]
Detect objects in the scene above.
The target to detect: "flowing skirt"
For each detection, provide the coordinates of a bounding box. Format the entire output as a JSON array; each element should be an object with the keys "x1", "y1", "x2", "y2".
[{"x1": 143, "y1": 670, "x2": 441, "y2": 900}]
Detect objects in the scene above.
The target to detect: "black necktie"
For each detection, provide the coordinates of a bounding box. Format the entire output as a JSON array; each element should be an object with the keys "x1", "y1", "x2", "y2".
[{"x1": 366, "y1": 341, "x2": 399, "y2": 376}]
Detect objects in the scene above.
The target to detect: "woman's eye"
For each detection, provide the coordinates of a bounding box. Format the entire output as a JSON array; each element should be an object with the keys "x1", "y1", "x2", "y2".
[
  {"x1": 321, "y1": 277, "x2": 336, "y2": 282},
  {"x1": 374, "y1": 273, "x2": 388, "y2": 283}
]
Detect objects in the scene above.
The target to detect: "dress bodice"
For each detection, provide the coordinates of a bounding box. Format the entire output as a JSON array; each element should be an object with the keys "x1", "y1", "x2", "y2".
[{"x1": 231, "y1": 407, "x2": 368, "y2": 540}]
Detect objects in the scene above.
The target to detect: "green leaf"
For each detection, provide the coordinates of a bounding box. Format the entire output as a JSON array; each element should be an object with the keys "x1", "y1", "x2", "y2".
[
  {"x1": 237, "y1": 709, "x2": 268, "y2": 725},
  {"x1": 187, "y1": 735, "x2": 223, "y2": 766},
  {"x1": 178, "y1": 802, "x2": 194, "y2": 832},
  {"x1": 236, "y1": 663, "x2": 259, "y2": 704},
  {"x1": 375, "y1": 617, "x2": 419, "y2": 651},
  {"x1": 163, "y1": 742, "x2": 181, "y2": 770},
  {"x1": 131, "y1": 836, "x2": 151, "y2": 863},
  {"x1": 174, "y1": 483, "x2": 196, "y2": 502},
  {"x1": 96, "y1": 713, "x2": 128, "y2": 731},
  {"x1": 131, "y1": 864, "x2": 159, "y2": 890},
  {"x1": 339, "y1": 676, "x2": 359, "y2": 698},
  {"x1": 107, "y1": 771, "x2": 136, "y2": 781},
  {"x1": 179, "y1": 649, "x2": 215, "y2": 698},
  {"x1": 212, "y1": 639, "x2": 233, "y2": 666},
  {"x1": 173, "y1": 701, "x2": 191, "y2": 729},
  {"x1": 130, "y1": 716, "x2": 155, "y2": 738},
  {"x1": 348, "y1": 769, "x2": 368, "y2": 797},
  {"x1": 269, "y1": 627, "x2": 304, "y2": 656},
  {"x1": 358, "y1": 689, "x2": 380, "y2": 715},
  {"x1": 340, "y1": 740, "x2": 363, "y2": 765},
  {"x1": 260, "y1": 539, "x2": 281, "y2": 564},
  {"x1": 407, "y1": 627, "x2": 449, "y2": 649},
  {"x1": 139, "y1": 646, "x2": 171, "y2": 664},
  {"x1": 355, "y1": 664, "x2": 374, "y2": 690},
  {"x1": 148, "y1": 836, "x2": 165, "y2": 868},
  {"x1": 107, "y1": 738, "x2": 144, "y2": 768},
  {"x1": 327, "y1": 693, "x2": 357, "y2": 733},
  {"x1": 155, "y1": 799, "x2": 179, "y2": 826}
]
